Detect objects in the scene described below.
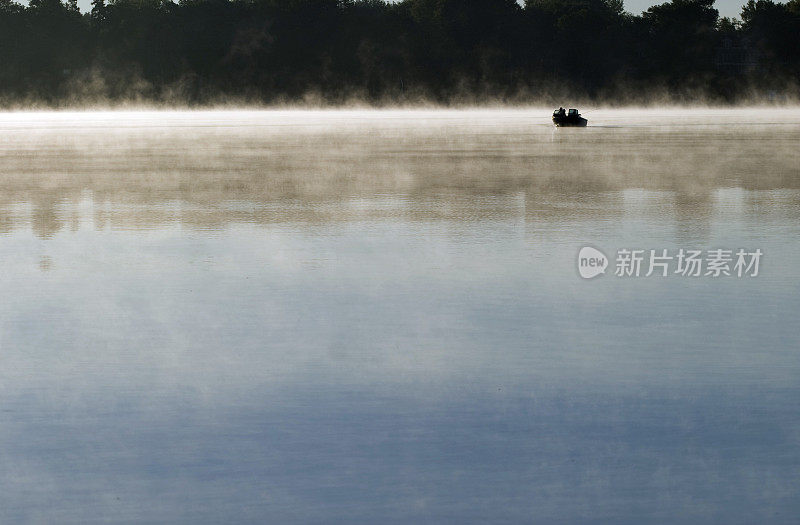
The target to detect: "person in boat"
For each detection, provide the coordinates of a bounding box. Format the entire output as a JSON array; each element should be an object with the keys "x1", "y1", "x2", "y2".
[
  {"x1": 552, "y1": 107, "x2": 588, "y2": 126},
  {"x1": 552, "y1": 107, "x2": 568, "y2": 120}
]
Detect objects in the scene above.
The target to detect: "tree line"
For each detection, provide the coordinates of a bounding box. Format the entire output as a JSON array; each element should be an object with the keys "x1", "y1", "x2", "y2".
[{"x1": 0, "y1": 0, "x2": 798, "y2": 105}]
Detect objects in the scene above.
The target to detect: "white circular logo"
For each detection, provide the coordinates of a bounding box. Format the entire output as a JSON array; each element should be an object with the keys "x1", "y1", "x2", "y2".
[{"x1": 578, "y1": 246, "x2": 608, "y2": 279}]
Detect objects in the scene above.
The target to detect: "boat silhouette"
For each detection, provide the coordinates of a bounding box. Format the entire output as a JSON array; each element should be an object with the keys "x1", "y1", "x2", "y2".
[{"x1": 552, "y1": 107, "x2": 588, "y2": 127}]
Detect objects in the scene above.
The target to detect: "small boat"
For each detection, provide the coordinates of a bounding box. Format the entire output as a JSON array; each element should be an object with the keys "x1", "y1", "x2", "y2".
[{"x1": 552, "y1": 108, "x2": 588, "y2": 127}]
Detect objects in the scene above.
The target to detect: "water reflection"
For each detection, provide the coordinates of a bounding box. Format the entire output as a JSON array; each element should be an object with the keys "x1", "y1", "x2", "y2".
[{"x1": 1, "y1": 110, "x2": 799, "y2": 523}]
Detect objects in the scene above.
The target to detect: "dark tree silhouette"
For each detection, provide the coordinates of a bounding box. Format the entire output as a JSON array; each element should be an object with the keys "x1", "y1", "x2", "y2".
[{"x1": 0, "y1": 0, "x2": 797, "y2": 105}]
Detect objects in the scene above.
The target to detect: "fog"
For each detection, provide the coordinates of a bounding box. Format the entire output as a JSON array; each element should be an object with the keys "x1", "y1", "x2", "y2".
[{"x1": 0, "y1": 108, "x2": 799, "y2": 522}]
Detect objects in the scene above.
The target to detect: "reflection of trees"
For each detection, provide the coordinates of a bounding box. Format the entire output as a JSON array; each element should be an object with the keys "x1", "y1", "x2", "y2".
[
  {"x1": 0, "y1": 119, "x2": 798, "y2": 235},
  {"x1": 673, "y1": 191, "x2": 714, "y2": 244},
  {"x1": 31, "y1": 198, "x2": 63, "y2": 239},
  {"x1": 0, "y1": 205, "x2": 12, "y2": 234}
]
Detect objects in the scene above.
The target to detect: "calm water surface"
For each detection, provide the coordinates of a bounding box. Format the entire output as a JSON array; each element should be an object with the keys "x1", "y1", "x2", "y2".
[{"x1": 0, "y1": 109, "x2": 799, "y2": 523}]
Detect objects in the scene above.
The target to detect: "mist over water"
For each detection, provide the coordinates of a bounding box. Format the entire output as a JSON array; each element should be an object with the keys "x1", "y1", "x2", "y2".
[{"x1": 1, "y1": 109, "x2": 799, "y2": 523}]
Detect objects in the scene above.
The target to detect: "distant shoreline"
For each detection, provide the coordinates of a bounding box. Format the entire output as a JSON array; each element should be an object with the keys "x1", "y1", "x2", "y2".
[{"x1": 2, "y1": 0, "x2": 798, "y2": 108}]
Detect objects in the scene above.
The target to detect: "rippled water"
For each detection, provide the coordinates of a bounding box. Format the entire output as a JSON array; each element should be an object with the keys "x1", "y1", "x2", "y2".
[{"x1": 1, "y1": 109, "x2": 799, "y2": 523}]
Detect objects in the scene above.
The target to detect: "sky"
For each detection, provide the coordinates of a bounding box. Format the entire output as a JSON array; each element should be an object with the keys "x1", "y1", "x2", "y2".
[
  {"x1": 67, "y1": 0, "x2": 747, "y2": 22},
  {"x1": 626, "y1": 0, "x2": 745, "y2": 16}
]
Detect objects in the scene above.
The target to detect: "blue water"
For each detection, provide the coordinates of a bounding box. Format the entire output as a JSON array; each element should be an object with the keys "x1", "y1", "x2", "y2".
[{"x1": 0, "y1": 110, "x2": 798, "y2": 523}]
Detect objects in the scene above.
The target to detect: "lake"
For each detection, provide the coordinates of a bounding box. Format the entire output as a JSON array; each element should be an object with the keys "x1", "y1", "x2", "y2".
[{"x1": 0, "y1": 108, "x2": 799, "y2": 523}]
